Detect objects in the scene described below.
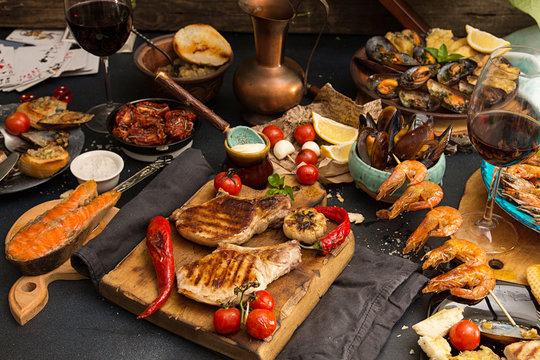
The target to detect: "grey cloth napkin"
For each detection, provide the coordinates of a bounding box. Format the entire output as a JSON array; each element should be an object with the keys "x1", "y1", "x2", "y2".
[
  {"x1": 71, "y1": 148, "x2": 214, "y2": 288},
  {"x1": 279, "y1": 245, "x2": 428, "y2": 360}
]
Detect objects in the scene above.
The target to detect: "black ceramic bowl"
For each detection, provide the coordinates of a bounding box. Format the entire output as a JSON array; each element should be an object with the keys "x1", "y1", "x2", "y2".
[{"x1": 107, "y1": 98, "x2": 200, "y2": 157}]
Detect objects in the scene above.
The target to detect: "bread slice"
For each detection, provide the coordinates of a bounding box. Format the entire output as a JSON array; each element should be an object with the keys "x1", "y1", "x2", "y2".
[
  {"x1": 418, "y1": 336, "x2": 452, "y2": 360},
  {"x1": 173, "y1": 24, "x2": 232, "y2": 66},
  {"x1": 504, "y1": 340, "x2": 540, "y2": 360},
  {"x1": 17, "y1": 97, "x2": 68, "y2": 130},
  {"x1": 413, "y1": 307, "x2": 464, "y2": 338},
  {"x1": 18, "y1": 144, "x2": 69, "y2": 178}
]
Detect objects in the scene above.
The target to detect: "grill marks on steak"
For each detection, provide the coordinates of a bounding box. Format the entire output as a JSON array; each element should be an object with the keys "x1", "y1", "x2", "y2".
[
  {"x1": 171, "y1": 193, "x2": 291, "y2": 247},
  {"x1": 177, "y1": 241, "x2": 302, "y2": 305}
]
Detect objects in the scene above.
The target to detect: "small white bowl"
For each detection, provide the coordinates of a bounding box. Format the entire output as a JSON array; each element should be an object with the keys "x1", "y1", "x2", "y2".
[{"x1": 70, "y1": 150, "x2": 124, "y2": 193}]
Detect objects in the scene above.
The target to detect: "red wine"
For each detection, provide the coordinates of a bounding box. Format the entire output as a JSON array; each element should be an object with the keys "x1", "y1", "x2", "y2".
[
  {"x1": 468, "y1": 110, "x2": 540, "y2": 166},
  {"x1": 66, "y1": 1, "x2": 132, "y2": 57}
]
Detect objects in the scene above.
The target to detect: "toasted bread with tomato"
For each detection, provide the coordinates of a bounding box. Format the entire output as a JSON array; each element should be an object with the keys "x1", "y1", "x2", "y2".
[{"x1": 17, "y1": 97, "x2": 68, "y2": 130}]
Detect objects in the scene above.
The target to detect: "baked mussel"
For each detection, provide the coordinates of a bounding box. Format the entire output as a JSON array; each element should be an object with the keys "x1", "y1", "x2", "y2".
[
  {"x1": 399, "y1": 90, "x2": 441, "y2": 112},
  {"x1": 400, "y1": 64, "x2": 440, "y2": 90},
  {"x1": 437, "y1": 58, "x2": 477, "y2": 85},
  {"x1": 366, "y1": 36, "x2": 419, "y2": 66},
  {"x1": 413, "y1": 46, "x2": 437, "y2": 65},
  {"x1": 427, "y1": 79, "x2": 470, "y2": 114},
  {"x1": 368, "y1": 73, "x2": 400, "y2": 99}
]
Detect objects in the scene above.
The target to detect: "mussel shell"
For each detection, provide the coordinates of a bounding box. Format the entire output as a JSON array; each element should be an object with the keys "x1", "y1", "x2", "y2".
[
  {"x1": 427, "y1": 79, "x2": 470, "y2": 114},
  {"x1": 458, "y1": 80, "x2": 474, "y2": 96},
  {"x1": 369, "y1": 132, "x2": 390, "y2": 170},
  {"x1": 420, "y1": 124, "x2": 453, "y2": 167},
  {"x1": 368, "y1": 73, "x2": 400, "y2": 99},
  {"x1": 409, "y1": 113, "x2": 434, "y2": 129},
  {"x1": 392, "y1": 123, "x2": 435, "y2": 161},
  {"x1": 402, "y1": 29, "x2": 425, "y2": 47},
  {"x1": 365, "y1": 36, "x2": 419, "y2": 66},
  {"x1": 377, "y1": 106, "x2": 402, "y2": 133},
  {"x1": 437, "y1": 58, "x2": 477, "y2": 85},
  {"x1": 399, "y1": 89, "x2": 441, "y2": 112},
  {"x1": 477, "y1": 85, "x2": 508, "y2": 107},
  {"x1": 413, "y1": 47, "x2": 437, "y2": 65},
  {"x1": 400, "y1": 64, "x2": 440, "y2": 90},
  {"x1": 356, "y1": 127, "x2": 378, "y2": 165},
  {"x1": 359, "y1": 113, "x2": 377, "y2": 129}
]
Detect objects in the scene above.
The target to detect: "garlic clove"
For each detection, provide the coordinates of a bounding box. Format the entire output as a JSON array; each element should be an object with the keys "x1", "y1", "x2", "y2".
[{"x1": 274, "y1": 139, "x2": 295, "y2": 160}]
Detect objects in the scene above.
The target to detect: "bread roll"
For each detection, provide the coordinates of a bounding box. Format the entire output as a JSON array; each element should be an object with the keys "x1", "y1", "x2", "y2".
[
  {"x1": 413, "y1": 307, "x2": 464, "y2": 338},
  {"x1": 18, "y1": 144, "x2": 69, "y2": 178},
  {"x1": 504, "y1": 340, "x2": 540, "y2": 360},
  {"x1": 173, "y1": 24, "x2": 232, "y2": 66}
]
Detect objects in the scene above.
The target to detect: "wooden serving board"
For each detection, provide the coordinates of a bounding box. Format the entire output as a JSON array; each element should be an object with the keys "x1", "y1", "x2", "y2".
[
  {"x1": 100, "y1": 177, "x2": 355, "y2": 360},
  {"x1": 6, "y1": 201, "x2": 119, "y2": 325},
  {"x1": 455, "y1": 170, "x2": 540, "y2": 285}
]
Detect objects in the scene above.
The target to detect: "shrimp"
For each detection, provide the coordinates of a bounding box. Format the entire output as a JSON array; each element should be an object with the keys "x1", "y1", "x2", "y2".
[
  {"x1": 501, "y1": 188, "x2": 540, "y2": 208},
  {"x1": 403, "y1": 206, "x2": 463, "y2": 254},
  {"x1": 376, "y1": 160, "x2": 428, "y2": 200},
  {"x1": 506, "y1": 164, "x2": 540, "y2": 180},
  {"x1": 422, "y1": 263, "x2": 495, "y2": 301},
  {"x1": 422, "y1": 238, "x2": 487, "y2": 270},
  {"x1": 376, "y1": 181, "x2": 443, "y2": 220}
]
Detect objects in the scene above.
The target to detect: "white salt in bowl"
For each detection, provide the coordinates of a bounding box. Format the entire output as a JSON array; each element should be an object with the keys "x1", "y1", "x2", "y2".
[{"x1": 70, "y1": 150, "x2": 124, "y2": 193}]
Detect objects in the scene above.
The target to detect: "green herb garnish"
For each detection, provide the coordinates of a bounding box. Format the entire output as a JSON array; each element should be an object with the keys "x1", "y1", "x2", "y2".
[
  {"x1": 266, "y1": 173, "x2": 295, "y2": 201},
  {"x1": 425, "y1": 44, "x2": 463, "y2": 63}
]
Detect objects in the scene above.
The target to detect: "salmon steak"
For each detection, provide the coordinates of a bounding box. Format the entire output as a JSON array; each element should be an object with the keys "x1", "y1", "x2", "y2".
[
  {"x1": 6, "y1": 188, "x2": 120, "y2": 275},
  {"x1": 176, "y1": 241, "x2": 302, "y2": 305},
  {"x1": 171, "y1": 192, "x2": 291, "y2": 247}
]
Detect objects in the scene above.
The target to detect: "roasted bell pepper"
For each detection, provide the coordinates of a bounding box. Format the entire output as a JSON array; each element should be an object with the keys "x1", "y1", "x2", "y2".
[
  {"x1": 137, "y1": 216, "x2": 175, "y2": 319},
  {"x1": 302, "y1": 207, "x2": 351, "y2": 255}
]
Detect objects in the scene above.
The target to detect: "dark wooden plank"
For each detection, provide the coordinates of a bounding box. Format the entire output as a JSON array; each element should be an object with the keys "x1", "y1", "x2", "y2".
[{"x1": 0, "y1": 0, "x2": 534, "y2": 37}]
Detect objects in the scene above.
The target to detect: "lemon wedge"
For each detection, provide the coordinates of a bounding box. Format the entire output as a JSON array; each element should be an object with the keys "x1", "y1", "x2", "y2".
[
  {"x1": 526, "y1": 264, "x2": 540, "y2": 305},
  {"x1": 465, "y1": 25, "x2": 509, "y2": 53},
  {"x1": 312, "y1": 112, "x2": 358, "y2": 145},
  {"x1": 320, "y1": 142, "x2": 354, "y2": 163}
]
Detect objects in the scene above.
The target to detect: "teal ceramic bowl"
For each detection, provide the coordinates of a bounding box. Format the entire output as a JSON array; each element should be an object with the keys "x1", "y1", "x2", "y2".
[{"x1": 348, "y1": 140, "x2": 446, "y2": 203}]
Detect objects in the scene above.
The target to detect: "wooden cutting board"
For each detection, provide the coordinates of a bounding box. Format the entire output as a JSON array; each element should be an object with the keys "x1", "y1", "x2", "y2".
[
  {"x1": 455, "y1": 169, "x2": 540, "y2": 285},
  {"x1": 100, "y1": 176, "x2": 355, "y2": 360}
]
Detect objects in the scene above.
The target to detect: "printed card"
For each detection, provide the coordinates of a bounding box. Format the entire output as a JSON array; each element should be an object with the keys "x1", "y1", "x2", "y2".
[{"x1": 6, "y1": 29, "x2": 64, "y2": 46}]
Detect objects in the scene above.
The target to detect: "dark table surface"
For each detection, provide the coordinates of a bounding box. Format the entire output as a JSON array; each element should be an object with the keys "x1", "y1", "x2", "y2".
[{"x1": 0, "y1": 30, "x2": 484, "y2": 359}]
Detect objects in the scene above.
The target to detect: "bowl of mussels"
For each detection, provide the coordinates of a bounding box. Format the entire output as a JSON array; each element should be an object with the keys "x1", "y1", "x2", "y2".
[
  {"x1": 348, "y1": 106, "x2": 449, "y2": 202},
  {"x1": 350, "y1": 28, "x2": 514, "y2": 125}
]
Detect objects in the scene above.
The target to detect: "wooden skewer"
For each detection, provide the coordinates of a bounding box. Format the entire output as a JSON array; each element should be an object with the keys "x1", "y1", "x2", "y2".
[{"x1": 489, "y1": 289, "x2": 518, "y2": 327}]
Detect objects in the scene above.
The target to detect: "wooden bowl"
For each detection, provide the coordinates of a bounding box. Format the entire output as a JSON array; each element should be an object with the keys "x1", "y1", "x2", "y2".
[{"x1": 133, "y1": 34, "x2": 233, "y2": 103}]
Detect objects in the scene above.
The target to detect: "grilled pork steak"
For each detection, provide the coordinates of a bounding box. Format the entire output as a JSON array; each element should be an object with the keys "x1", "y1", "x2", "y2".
[
  {"x1": 176, "y1": 241, "x2": 302, "y2": 305},
  {"x1": 171, "y1": 193, "x2": 291, "y2": 247}
]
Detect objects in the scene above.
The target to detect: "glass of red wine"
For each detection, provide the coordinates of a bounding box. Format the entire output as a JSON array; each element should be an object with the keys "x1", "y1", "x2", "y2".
[
  {"x1": 463, "y1": 45, "x2": 540, "y2": 254},
  {"x1": 65, "y1": 0, "x2": 133, "y2": 133}
]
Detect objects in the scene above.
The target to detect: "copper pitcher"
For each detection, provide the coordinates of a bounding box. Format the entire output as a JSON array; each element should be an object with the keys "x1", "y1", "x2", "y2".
[{"x1": 233, "y1": 0, "x2": 305, "y2": 120}]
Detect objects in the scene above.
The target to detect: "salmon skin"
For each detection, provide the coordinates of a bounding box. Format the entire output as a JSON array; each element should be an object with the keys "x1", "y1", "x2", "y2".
[
  {"x1": 6, "y1": 188, "x2": 120, "y2": 275},
  {"x1": 8, "y1": 181, "x2": 98, "y2": 245}
]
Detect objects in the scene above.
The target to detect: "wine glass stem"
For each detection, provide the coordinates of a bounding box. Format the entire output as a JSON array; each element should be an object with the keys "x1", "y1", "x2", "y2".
[
  {"x1": 101, "y1": 56, "x2": 113, "y2": 105},
  {"x1": 481, "y1": 166, "x2": 503, "y2": 226}
]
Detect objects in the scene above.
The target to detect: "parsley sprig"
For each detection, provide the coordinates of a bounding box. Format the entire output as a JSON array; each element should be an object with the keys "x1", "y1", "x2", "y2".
[
  {"x1": 425, "y1": 44, "x2": 463, "y2": 63},
  {"x1": 266, "y1": 173, "x2": 295, "y2": 201}
]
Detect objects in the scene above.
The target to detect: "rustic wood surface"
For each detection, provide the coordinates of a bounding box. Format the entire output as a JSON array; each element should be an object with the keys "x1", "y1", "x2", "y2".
[
  {"x1": 100, "y1": 176, "x2": 355, "y2": 360},
  {"x1": 6, "y1": 200, "x2": 119, "y2": 326},
  {"x1": 0, "y1": 0, "x2": 534, "y2": 37},
  {"x1": 455, "y1": 170, "x2": 540, "y2": 285}
]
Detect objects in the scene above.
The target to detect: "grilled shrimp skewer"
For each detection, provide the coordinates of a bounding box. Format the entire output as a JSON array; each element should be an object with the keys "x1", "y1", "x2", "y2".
[
  {"x1": 422, "y1": 238, "x2": 487, "y2": 269},
  {"x1": 403, "y1": 206, "x2": 463, "y2": 254},
  {"x1": 422, "y1": 263, "x2": 495, "y2": 301},
  {"x1": 376, "y1": 160, "x2": 428, "y2": 200},
  {"x1": 376, "y1": 181, "x2": 443, "y2": 220}
]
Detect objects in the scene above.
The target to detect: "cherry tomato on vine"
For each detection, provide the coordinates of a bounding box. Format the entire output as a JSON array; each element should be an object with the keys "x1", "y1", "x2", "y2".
[
  {"x1": 53, "y1": 86, "x2": 72, "y2": 103},
  {"x1": 262, "y1": 125, "x2": 284, "y2": 148},
  {"x1": 5, "y1": 112, "x2": 30, "y2": 135},
  {"x1": 19, "y1": 93, "x2": 36, "y2": 103},
  {"x1": 294, "y1": 124, "x2": 315, "y2": 145},
  {"x1": 296, "y1": 164, "x2": 318, "y2": 185},
  {"x1": 295, "y1": 149, "x2": 318, "y2": 166},
  {"x1": 213, "y1": 308, "x2": 241, "y2": 334},
  {"x1": 449, "y1": 320, "x2": 480, "y2": 351},
  {"x1": 214, "y1": 170, "x2": 242, "y2": 195},
  {"x1": 246, "y1": 309, "x2": 277, "y2": 339},
  {"x1": 250, "y1": 290, "x2": 275, "y2": 311}
]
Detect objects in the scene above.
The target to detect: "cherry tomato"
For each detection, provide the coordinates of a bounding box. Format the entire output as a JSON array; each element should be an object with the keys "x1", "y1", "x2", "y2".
[
  {"x1": 213, "y1": 308, "x2": 241, "y2": 334},
  {"x1": 246, "y1": 309, "x2": 277, "y2": 339},
  {"x1": 19, "y1": 93, "x2": 36, "y2": 103},
  {"x1": 5, "y1": 112, "x2": 30, "y2": 135},
  {"x1": 53, "y1": 86, "x2": 72, "y2": 103},
  {"x1": 262, "y1": 125, "x2": 284, "y2": 148},
  {"x1": 295, "y1": 149, "x2": 318, "y2": 166},
  {"x1": 294, "y1": 124, "x2": 316, "y2": 145},
  {"x1": 250, "y1": 290, "x2": 275, "y2": 311},
  {"x1": 449, "y1": 320, "x2": 481, "y2": 351},
  {"x1": 214, "y1": 169, "x2": 242, "y2": 195},
  {"x1": 296, "y1": 164, "x2": 319, "y2": 185}
]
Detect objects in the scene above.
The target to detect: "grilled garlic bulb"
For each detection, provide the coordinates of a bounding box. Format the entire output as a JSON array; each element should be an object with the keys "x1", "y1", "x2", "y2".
[{"x1": 283, "y1": 207, "x2": 327, "y2": 245}]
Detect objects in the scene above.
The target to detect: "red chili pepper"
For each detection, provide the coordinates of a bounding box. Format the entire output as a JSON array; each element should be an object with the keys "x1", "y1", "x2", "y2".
[
  {"x1": 137, "y1": 216, "x2": 175, "y2": 319},
  {"x1": 306, "y1": 207, "x2": 351, "y2": 255}
]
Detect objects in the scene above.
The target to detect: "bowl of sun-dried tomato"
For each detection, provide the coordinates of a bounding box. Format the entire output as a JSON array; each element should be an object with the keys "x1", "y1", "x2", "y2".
[{"x1": 106, "y1": 98, "x2": 200, "y2": 160}]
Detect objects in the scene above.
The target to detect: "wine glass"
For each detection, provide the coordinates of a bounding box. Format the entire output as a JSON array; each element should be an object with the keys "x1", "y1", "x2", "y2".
[
  {"x1": 463, "y1": 45, "x2": 540, "y2": 254},
  {"x1": 65, "y1": 0, "x2": 133, "y2": 133}
]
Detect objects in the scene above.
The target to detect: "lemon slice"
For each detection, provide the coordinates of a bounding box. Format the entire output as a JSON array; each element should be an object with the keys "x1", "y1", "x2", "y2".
[
  {"x1": 465, "y1": 25, "x2": 509, "y2": 53},
  {"x1": 320, "y1": 142, "x2": 354, "y2": 163},
  {"x1": 526, "y1": 264, "x2": 540, "y2": 305},
  {"x1": 312, "y1": 112, "x2": 358, "y2": 145}
]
